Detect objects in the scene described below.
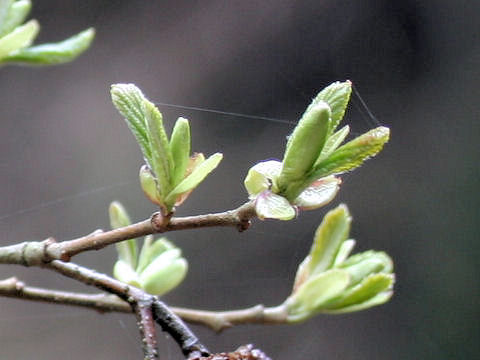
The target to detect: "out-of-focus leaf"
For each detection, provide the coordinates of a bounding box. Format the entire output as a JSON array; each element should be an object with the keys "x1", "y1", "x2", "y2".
[
  {"x1": 2, "y1": 27, "x2": 94, "y2": 65},
  {"x1": 244, "y1": 160, "x2": 282, "y2": 197},
  {"x1": 0, "y1": 0, "x2": 31, "y2": 37},
  {"x1": 113, "y1": 260, "x2": 141, "y2": 288},
  {"x1": 0, "y1": 19, "x2": 38, "y2": 59},
  {"x1": 109, "y1": 201, "x2": 137, "y2": 269}
]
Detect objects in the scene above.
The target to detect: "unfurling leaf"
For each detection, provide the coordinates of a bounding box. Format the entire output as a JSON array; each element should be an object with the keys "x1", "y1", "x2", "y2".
[
  {"x1": 0, "y1": 19, "x2": 38, "y2": 59},
  {"x1": 109, "y1": 201, "x2": 137, "y2": 269},
  {"x1": 255, "y1": 190, "x2": 296, "y2": 221}
]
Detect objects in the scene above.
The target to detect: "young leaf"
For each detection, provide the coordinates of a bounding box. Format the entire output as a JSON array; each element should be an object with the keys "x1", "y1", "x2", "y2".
[
  {"x1": 2, "y1": 27, "x2": 95, "y2": 65},
  {"x1": 0, "y1": 19, "x2": 38, "y2": 60},
  {"x1": 143, "y1": 99, "x2": 173, "y2": 199},
  {"x1": 244, "y1": 160, "x2": 282, "y2": 198},
  {"x1": 109, "y1": 201, "x2": 137, "y2": 269},
  {"x1": 113, "y1": 260, "x2": 141, "y2": 288},
  {"x1": 164, "y1": 152, "x2": 223, "y2": 205},
  {"x1": 0, "y1": 0, "x2": 14, "y2": 35},
  {"x1": 169, "y1": 117, "x2": 191, "y2": 186},
  {"x1": 279, "y1": 102, "x2": 331, "y2": 199},
  {"x1": 316, "y1": 125, "x2": 350, "y2": 163},
  {"x1": 111, "y1": 84, "x2": 152, "y2": 166},
  {"x1": 308, "y1": 204, "x2": 351, "y2": 275},
  {"x1": 285, "y1": 269, "x2": 350, "y2": 322},
  {"x1": 322, "y1": 289, "x2": 393, "y2": 314},
  {"x1": 306, "y1": 80, "x2": 352, "y2": 136},
  {"x1": 293, "y1": 176, "x2": 341, "y2": 210},
  {"x1": 306, "y1": 126, "x2": 390, "y2": 183},
  {"x1": 136, "y1": 237, "x2": 175, "y2": 274},
  {"x1": 0, "y1": 0, "x2": 31, "y2": 37},
  {"x1": 255, "y1": 191, "x2": 296, "y2": 221},
  {"x1": 324, "y1": 273, "x2": 394, "y2": 311}
]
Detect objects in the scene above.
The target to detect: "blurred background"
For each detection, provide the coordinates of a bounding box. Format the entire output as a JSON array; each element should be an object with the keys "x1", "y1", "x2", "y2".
[{"x1": 0, "y1": 1, "x2": 478, "y2": 359}]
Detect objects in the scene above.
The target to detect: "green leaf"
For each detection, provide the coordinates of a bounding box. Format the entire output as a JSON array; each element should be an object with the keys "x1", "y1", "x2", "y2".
[
  {"x1": 143, "y1": 100, "x2": 173, "y2": 199},
  {"x1": 136, "y1": 237, "x2": 177, "y2": 274},
  {"x1": 308, "y1": 205, "x2": 351, "y2": 275},
  {"x1": 279, "y1": 101, "x2": 331, "y2": 199},
  {"x1": 0, "y1": 0, "x2": 31, "y2": 37},
  {"x1": 169, "y1": 117, "x2": 191, "y2": 186},
  {"x1": 293, "y1": 175, "x2": 341, "y2": 210},
  {"x1": 113, "y1": 260, "x2": 141, "y2": 287},
  {"x1": 139, "y1": 248, "x2": 188, "y2": 296},
  {"x1": 111, "y1": 84, "x2": 152, "y2": 166},
  {"x1": 139, "y1": 165, "x2": 163, "y2": 205},
  {"x1": 2, "y1": 27, "x2": 94, "y2": 65},
  {"x1": 243, "y1": 160, "x2": 282, "y2": 198},
  {"x1": 323, "y1": 289, "x2": 393, "y2": 314},
  {"x1": 255, "y1": 191, "x2": 296, "y2": 221},
  {"x1": 307, "y1": 80, "x2": 352, "y2": 136},
  {"x1": 339, "y1": 250, "x2": 393, "y2": 285},
  {"x1": 332, "y1": 239, "x2": 356, "y2": 267},
  {"x1": 324, "y1": 273, "x2": 394, "y2": 311},
  {"x1": 316, "y1": 125, "x2": 350, "y2": 163},
  {"x1": 109, "y1": 201, "x2": 137, "y2": 269},
  {"x1": 165, "y1": 152, "x2": 223, "y2": 205},
  {"x1": 306, "y1": 126, "x2": 390, "y2": 182},
  {"x1": 285, "y1": 269, "x2": 350, "y2": 322},
  {"x1": 0, "y1": 0, "x2": 14, "y2": 35},
  {"x1": 0, "y1": 18, "x2": 38, "y2": 60}
]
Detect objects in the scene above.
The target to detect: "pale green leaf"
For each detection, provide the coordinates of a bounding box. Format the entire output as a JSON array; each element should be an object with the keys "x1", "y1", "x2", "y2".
[
  {"x1": 332, "y1": 239, "x2": 356, "y2": 267},
  {"x1": 325, "y1": 273, "x2": 394, "y2": 311},
  {"x1": 339, "y1": 250, "x2": 393, "y2": 285},
  {"x1": 279, "y1": 102, "x2": 331, "y2": 199},
  {"x1": 308, "y1": 204, "x2": 351, "y2": 275},
  {"x1": 316, "y1": 125, "x2": 350, "y2": 163},
  {"x1": 144, "y1": 100, "x2": 173, "y2": 199},
  {"x1": 0, "y1": 0, "x2": 31, "y2": 37},
  {"x1": 285, "y1": 269, "x2": 350, "y2": 322},
  {"x1": 109, "y1": 201, "x2": 137, "y2": 269},
  {"x1": 169, "y1": 117, "x2": 191, "y2": 186},
  {"x1": 255, "y1": 191, "x2": 296, "y2": 221},
  {"x1": 113, "y1": 260, "x2": 141, "y2": 287},
  {"x1": 165, "y1": 152, "x2": 222, "y2": 204},
  {"x1": 306, "y1": 80, "x2": 352, "y2": 136},
  {"x1": 139, "y1": 249, "x2": 187, "y2": 296},
  {"x1": 0, "y1": 0, "x2": 14, "y2": 35},
  {"x1": 136, "y1": 237, "x2": 175, "y2": 274},
  {"x1": 139, "y1": 165, "x2": 163, "y2": 205},
  {"x1": 0, "y1": 19, "x2": 38, "y2": 59},
  {"x1": 306, "y1": 126, "x2": 390, "y2": 182},
  {"x1": 293, "y1": 175, "x2": 341, "y2": 210},
  {"x1": 244, "y1": 160, "x2": 282, "y2": 197},
  {"x1": 111, "y1": 84, "x2": 152, "y2": 166},
  {"x1": 2, "y1": 27, "x2": 94, "y2": 65}
]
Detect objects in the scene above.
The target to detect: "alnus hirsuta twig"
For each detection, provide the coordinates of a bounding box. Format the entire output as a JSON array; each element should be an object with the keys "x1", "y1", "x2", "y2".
[
  {"x1": 43, "y1": 260, "x2": 210, "y2": 359},
  {"x1": 0, "y1": 201, "x2": 256, "y2": 265},
  {"x1": 0, "y1": 277, "x2": 288, "y2": 332}
]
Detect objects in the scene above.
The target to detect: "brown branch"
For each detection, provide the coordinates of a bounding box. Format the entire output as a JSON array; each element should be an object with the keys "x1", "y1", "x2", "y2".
[
  {"x1": 43, "y1": 260, "x2": 209, "y2": 359},
  {"x1": 0, "y1": 277, "x2": 288, "y2": 333},
  {"x1": 0, "y1": 201, "x2": 257, "y2": 266}
]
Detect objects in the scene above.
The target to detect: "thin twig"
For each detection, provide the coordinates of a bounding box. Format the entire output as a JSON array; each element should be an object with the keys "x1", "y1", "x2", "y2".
[
  {"x1": 42, "y1": 260, "x2": 210, "y2": 359},
  {"x1": 0, "y1": 201, "x2": 256, "y2": 265},
  {"x1": 0, "y1": 277, "x2": 288, "y2": 332}
]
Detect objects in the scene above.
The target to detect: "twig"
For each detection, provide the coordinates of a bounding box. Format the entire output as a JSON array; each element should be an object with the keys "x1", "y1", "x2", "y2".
[
  {"x1": 0, "y1": 277, "x2": 288, "y2": 332},
  {"x1": 0, "y1": 201, "x2": 256, "y2": 265},
  {"x1": 43, "y1": 260, "x2": 209, "y2": 359}
]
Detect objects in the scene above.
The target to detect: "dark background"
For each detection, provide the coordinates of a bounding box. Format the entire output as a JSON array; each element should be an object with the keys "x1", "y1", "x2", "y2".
[{"x1": 0, "y1": 1, "x2": 478, "y2": 359}]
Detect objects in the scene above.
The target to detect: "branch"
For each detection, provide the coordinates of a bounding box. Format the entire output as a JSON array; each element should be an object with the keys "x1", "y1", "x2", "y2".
[
  {"x1": 0, "y1": 277, "x2": 288, "y2": 332},
  {"x1": 43, "y1": 260, "x2": 209, "y2": 359},
  {"x1": 0, "y1": 201, "x2": 256, "y2": 265}
]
